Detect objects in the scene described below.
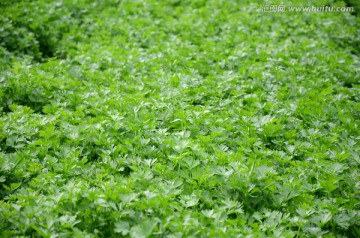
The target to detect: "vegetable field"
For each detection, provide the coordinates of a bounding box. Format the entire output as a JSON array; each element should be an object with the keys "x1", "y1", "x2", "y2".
[{"x1": 0, "y1": 0, "x2": 359, "y2": 237}]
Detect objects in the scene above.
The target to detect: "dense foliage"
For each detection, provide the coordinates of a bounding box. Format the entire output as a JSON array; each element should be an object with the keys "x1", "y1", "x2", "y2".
[{"x1": 0, "y1": 0, "x2": 359, "y2": 237}]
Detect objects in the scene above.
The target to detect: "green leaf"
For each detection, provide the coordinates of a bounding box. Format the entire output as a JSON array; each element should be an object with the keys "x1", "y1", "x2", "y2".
[
  {"x1": 114, "y1": 221, "x2": 130, "y2": 235},
  {"x1": 130, "y1": 219, "x2": 158, "y2": 238}
]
